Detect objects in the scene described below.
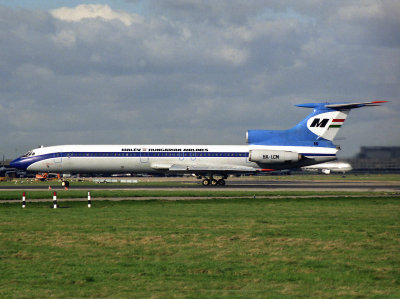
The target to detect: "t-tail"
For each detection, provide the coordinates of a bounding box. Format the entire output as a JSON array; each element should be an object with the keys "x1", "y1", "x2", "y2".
[{"x1": 246, "y1": 101, "x2": 387, "y2": 148}]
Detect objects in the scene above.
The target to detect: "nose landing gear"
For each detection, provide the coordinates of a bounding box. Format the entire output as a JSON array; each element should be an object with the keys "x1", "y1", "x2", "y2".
[{"x1": 61, "y1": 180, "x2": 69, "y2": 188}]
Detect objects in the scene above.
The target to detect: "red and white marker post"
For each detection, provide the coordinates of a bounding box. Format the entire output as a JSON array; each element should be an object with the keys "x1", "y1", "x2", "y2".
[
  {"x1": 22, "y1": 192, "x2": 26, "y2": 208},
  {"x1": 53, "y1": 191, "x2": 57, "y2": 209}
]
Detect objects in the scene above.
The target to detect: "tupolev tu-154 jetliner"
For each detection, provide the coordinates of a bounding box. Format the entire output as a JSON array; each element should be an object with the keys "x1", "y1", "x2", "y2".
[{"x1": 11, "y1": 101, "x2": 386, "y2": 186}]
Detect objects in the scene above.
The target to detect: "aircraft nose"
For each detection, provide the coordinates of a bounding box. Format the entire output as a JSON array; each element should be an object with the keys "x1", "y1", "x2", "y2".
[{"x1": 10, "y1": 157, "x2": 27, "y2": 170}]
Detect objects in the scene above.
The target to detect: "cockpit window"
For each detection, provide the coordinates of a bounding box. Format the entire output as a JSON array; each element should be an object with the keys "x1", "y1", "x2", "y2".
[{"x1": 22, "y1": 151, "x2": 35, "y2": 157}]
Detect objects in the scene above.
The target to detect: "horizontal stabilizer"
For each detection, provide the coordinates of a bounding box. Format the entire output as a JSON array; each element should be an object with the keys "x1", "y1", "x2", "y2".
[
  {"x1": 325, "y1": 101, "x2": 388, "y2": 109},
  {"x1": 297, "y1": 101, "x2": 388, "y2": 110}
]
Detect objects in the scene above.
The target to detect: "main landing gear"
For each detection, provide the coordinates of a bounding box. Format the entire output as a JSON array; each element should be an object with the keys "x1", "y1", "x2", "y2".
[{"x1": 201, "y1": 175, "x2": 226, "y2": 187}]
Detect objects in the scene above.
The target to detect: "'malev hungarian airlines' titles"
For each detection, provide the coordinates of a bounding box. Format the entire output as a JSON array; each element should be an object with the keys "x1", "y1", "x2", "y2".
[{"x1": 11, "y1": 101, "x2": 386, "y2": 186}]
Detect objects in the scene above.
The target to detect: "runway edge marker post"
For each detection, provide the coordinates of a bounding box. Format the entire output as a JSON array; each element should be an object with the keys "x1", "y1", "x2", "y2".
[
  {"x1": 88, "y1": 191, "x2": 91, "y2": 208},
  {"x1": 53, "y1": 191, "x2": 57, "y2": 209},
  {"x1": 22, "y1": 192, "x2": 26, "y2": 208}
]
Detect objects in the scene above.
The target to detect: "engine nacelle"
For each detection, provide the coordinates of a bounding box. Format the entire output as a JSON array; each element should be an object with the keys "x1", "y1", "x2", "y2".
[{"x1": 249, "y1": 150, "x2": 302, "y2": 164}]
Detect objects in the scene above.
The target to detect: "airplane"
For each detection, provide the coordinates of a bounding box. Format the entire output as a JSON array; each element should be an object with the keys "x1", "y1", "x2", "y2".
[
  {"x1": 301, "y1": 161, "x2": 353, "y2": 174},
  {"x1": 10, "y1": 101, "x2": 387, "y2": 186}
]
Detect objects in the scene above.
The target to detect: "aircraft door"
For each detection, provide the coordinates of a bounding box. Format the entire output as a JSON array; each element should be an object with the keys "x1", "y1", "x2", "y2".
[
  {"x1": 140, "y1": 151, "x2": 149, "y2": 163},
  {"x1": 53, "y1": 152, "x2": 63, "y2": 172},
  {"x1": 54, "y1": 152, "x2": 62, "y2": 164},
  {"x1": 246, "y1": 151, "x2": 252, "y2": 163}
]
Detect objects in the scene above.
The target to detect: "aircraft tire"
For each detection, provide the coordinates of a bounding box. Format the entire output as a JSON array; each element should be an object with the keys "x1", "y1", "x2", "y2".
[
  {"x1": 62, "y1": 180, "x2": 70, "y2": 187},
  {"x1": 202, "y1": 179, "x2": 210, "y2": 186},
  {"x1": 211, "y1": 179, "x2": 218, "y2": 186},
  {"x1": 217, "y1": 179, "x2": 225, "y2": 186}
]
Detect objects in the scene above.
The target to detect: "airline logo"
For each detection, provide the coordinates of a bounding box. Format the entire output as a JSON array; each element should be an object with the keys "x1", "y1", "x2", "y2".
[
  {"x1": 310, "y1": 118, "x2": 329, "y2": 128},
  {"x1": 310, "y1": 118, "x2": 345, "y2": 128},
  {"x1": 329, "y1": 119, "x2": 345, "y2": 128},
  {"x1": 307, "y1": 111, "x2": 349, "y2": 141}
]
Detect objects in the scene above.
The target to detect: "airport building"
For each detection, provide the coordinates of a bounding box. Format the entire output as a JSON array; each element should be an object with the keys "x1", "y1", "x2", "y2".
[{"x1": 346, "y1": 146, "x2": 400, "y2": 172}]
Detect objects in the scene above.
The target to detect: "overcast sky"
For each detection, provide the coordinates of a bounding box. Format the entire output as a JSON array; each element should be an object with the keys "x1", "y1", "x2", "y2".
[{"x1": 0, "y1": 0, "x2": 399, "y2": 159}]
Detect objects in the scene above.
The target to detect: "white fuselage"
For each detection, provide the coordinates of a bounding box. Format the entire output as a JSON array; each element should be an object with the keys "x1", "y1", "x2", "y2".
[{"x1": 22, "y1": 144, "x2": 337, "y2": 174}]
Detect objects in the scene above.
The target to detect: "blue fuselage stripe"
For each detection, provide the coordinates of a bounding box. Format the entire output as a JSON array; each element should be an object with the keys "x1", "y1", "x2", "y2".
[{"x1": 59, "y1": 152, "x2": 249, "y2": 158}]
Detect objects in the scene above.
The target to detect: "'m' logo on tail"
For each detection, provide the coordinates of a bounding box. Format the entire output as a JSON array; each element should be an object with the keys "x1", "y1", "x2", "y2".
[
  {"x1": 307, "y1": 111, "x2": 349, "y2": 141},
  {"x1": 310, "y1": 118, "x2": 329, "y2": 128}
]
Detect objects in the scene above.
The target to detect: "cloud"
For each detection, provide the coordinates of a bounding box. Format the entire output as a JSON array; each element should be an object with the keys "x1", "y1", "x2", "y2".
[
  {"x1": 328, "y1": 1, "x2": 400, "y2": 47},
  {"x1": 50, "y1": 4, "x2": 142, "y2": 26},
  {"x1": 0, "y1": 2, "x2": 399, "y2": 158}
]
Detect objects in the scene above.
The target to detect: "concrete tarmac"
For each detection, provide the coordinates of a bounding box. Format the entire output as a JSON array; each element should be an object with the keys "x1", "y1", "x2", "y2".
[{"x1": 1, "y1": 177, "x2": 399, "y2": 192}]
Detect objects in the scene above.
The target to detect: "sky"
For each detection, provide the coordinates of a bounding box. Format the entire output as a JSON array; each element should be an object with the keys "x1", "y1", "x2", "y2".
[{"x1": 0, "y1": 0, "x2": 399, "y2": 159}]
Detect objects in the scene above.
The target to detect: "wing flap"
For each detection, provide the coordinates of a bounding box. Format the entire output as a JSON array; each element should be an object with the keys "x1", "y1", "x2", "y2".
[
  {"x1": 179, "y1": 165, "x2": 257, "y2": 173},
  {"x1": 150, "y1": 163, "x2": 173, "y2": 170},
  {"x1": 151, "y1": 163, "x2": 256, "y2": 173}
]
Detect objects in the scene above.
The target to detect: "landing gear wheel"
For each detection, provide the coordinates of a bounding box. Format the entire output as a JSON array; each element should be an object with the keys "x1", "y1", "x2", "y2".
[
  {"x1": 211, "y1": 179, "x2": 218, "y2": 186},
  {"x1": 202, "y1": 179, "x2": 210, "y2": 186},
  {"x1": 61, "y1": 181, "x2": 69, "y2": 188},
  {"x1": 217, "y1": 179, "x2": 225, "y2": 186}
]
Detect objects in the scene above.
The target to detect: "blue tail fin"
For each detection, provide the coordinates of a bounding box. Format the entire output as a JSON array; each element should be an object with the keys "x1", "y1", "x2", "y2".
[{"x1": 246, "y1": 101, "x2": 387, "y2": 147}]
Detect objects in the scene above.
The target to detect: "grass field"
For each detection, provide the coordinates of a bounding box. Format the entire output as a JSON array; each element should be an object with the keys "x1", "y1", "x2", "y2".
[{"x1": 0, "y1": 196, "x2": 399, "y2": 298}]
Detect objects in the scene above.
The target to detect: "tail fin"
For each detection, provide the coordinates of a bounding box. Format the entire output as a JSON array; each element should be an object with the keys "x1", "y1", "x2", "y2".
[{"x1": 247, "y1": 101, "x2": 387, "y2": 147}]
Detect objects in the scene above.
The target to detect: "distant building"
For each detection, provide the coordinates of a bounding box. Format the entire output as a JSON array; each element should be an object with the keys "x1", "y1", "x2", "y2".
[
  {"x1": 347, "y1": 146, "x2": 400, "y2": 172},
  {"x1": 356, "y1": 146, "x2": 400, "y2": 159}
]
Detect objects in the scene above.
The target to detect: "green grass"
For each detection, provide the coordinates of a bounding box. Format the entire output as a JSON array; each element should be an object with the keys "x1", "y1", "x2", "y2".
[{"x1": 0, "y1": 196, "x2": 399, "y2": 298}]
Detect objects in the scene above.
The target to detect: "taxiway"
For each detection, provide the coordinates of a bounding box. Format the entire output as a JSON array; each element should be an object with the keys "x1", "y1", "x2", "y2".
[{"x1": 1, "y1": 178, "x2": 399, "y2": 192}]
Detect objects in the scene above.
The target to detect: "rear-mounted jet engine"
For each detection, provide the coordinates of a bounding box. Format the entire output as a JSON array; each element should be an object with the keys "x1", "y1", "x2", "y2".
[{"x1": 249, "y1": 150, "x2": 302, "y2": 164}]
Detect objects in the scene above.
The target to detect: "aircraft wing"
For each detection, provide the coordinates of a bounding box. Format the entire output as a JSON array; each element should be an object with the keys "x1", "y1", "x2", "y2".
[{"x1": 151, "y1": 163, "x2": 257, "y2": 174}]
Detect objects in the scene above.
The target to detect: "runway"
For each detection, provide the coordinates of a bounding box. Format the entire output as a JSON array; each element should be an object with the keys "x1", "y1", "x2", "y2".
[{"x1": 1, "y1": 178, "x2": 399, "y2": 192}]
